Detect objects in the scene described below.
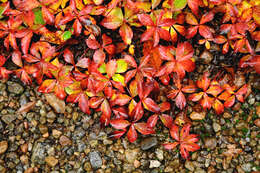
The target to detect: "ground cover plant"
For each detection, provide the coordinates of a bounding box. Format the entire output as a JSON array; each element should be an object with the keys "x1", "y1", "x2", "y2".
[{"x1": 0, "y1": 0, "x2": 259, "y2": 160}]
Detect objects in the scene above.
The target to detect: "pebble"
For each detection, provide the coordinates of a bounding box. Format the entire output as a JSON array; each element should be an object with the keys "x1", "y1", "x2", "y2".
[
  {"x1": 45, "y1": 94, "x2": 65, "y2": 113},
  {"x1": 149, "y1": 160, "x2": 161, "y2": 168},
  {"x1": 31, "y1": 143, "x2": 46, "y2": 164},
  {"x1": 204, "y1": 137, "x2": 217, "y2": 149},
  {"x1": 254, "y1": 119, "x2": 260, "y2": 127},
  {"x1": 52, "y1": 129, "x2": 62, "y2": 138},
  {"x1": 59, "y1": 135, "x2": 72, "y2": 146},
  {"x1": 155, "y1": 149, "x2": 164, "y2": 160},
  {"x1": 213, "y1": 122, "x2": 221, "y2": 132},
  {"x1": 7, "y1": 82, "x2": 24, "y2": 94},
  {"x1": 223, "y1": 112, "x2": 232, "y2": 119},
  {"x1": 185, "y1": 161, "x2": 195, "y2": 171},
  {"x1": 190, "y1": 111, "x2": 206, "y2": 120},
  {"x1": 241, "y1": 163, "x2": 252, "y2": 172},
  {"x1": 125, "y1": 149, "x2": 139, "y2": 163},
  {"x1": 89, "y1": 151, "x2": 102, "y2": 169},
  {"x1": 1, "y1": 114, "x2": 16, "y2": 124},
  {"x1": 45, "y1": 156, "x2": 58, "y2": 167},
  {"x1": 200, "y1": 50, "x2": 213, "y2": 64},
  {"x1": 141, "y1": 137, "x2": 158, "y2": 150},
  {"x1": 0, "y1": 141, "x2": 8, "y2": 154}
]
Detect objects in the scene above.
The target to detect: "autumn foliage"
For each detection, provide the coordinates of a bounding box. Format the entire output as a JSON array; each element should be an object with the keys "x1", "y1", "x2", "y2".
[{"x1": 0, "y1": 0, "x2": 259, "y2": 159}]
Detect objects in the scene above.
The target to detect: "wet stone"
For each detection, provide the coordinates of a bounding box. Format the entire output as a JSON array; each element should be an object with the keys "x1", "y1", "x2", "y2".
[
  {"x1": 204, "y1": 137, "x2": 217, "y2": 149},
  {"x1": 213, "y1": 122, "x2": 221, "y2": 132},
  {"x1": 141, "y1": 137, "x2": 158, "y2": 150},
  {"x1": 31, "y1": 143, "x2": 47, "y2": 164},
  {"x1": 45, "y1": 156, "x2": 58, "y2": 167},
  {"x1": 149, "y1": 160, "x2": 161, "y2": 168},
  {"x1": 0, "y1": 141, "x2": 8, "y2": 154},
  {"x1": 185, "y1": 161, "x2": 195, "y2": 171},
  {"x1": 1, "y1": 114, "x2": 16, "y2": 124},
  {"x1": 7, "y1": 82, "x2": 24, "y2": 95},
  {"x1": 45, "y1": 94, "x2": 65, "y2": 113},
  {"x1": 89, "y1": 151, "x2": 102, "y2": 170}
]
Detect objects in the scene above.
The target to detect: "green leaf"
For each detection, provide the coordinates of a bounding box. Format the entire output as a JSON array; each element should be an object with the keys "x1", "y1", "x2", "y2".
[
  {"x1": 33, "y1": 8, "x2": 45, "y2": 25},
  {"x1": 63, "y1": 31, "x2": 72, "y2": 41},
  {"x1": 116, "y1": 59, "x2": 128, "y2": 73},
  {"x1": 174, "y1": 0, "x2": 187, "y2": 10},
  {"x1": 98, "y1": 63, "x2": 106, "y2": 73},
  {"x1": 112, "y1": 73, "x2": 125, "y2": 86}
]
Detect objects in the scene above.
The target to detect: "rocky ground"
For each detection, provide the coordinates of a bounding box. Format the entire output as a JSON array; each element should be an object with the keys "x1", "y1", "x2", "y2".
[{"x1": 0, "y1": 74, "x2": 259, "y2": 173}]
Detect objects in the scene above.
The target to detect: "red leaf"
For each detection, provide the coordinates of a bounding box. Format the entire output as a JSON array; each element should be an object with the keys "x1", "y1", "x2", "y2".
[
  {"x1": 131, "y1": 101, "x2": 144, "y2": 122},
  {"x1": 187, "y1": 0, "x2": 199, "y2": 16},
  {"x1": 147, "y1": 114, "x2": 158, "y2": 128},
  {"x1": 127, "y1": 124, "x2": 137, "y2": 143},
  {"x1": 163, "y1": 142, "x2": 179, "y2": 150},
  {"x1": 197, "y1": 72, "x2": 210, "y2": 91},
  {"x1": 21, "y1": 31, "x2": 33, "y2": 55},
  {"x1": 134, "y1": 122, "x2": 155, "y2": 135},
  {"x1": 119, "y1": 23, "x2": 133, "y2": 45},
  {"x1": 200, "y1": 11, "x2": 214, "y2": 24},
  {"x1": 110, "y1": 130, "x2": 126, "y2": 139},
  {"x1": 224, "y1": 95, "x2": 235, "y2": 108},
  {"x1": 63, "y1": 49, "x2": 74, "y2": 65},
  {"x1": 175, "y1": 92, "x2": 186, "y2": 110},
  {"x1": 110, "y1": 119, "x2": 130, "y2": 129},
  {"x1": 170, "y1": 124, "x2": 180, "y2": 141},
  {"x1": 143, "y1": 97, "x2": 160, "y2": 113},
  {"x1": 12, "y1": 51, "x2": 22, "y2": 67},
  {"x1": 42, "y1": 6, "x2": 54, "y2": 24},
  {"x1": 199, "y1": 25, "x2": 213, "y2": 39},
  {"x1": 160, "y1": 114, "x2": 173, "y2": 128},
  {"x1": 93, "y1": 49, "x2": 105, "y2": 65},
  {"x1": 137, "y1": 14, "x2": 154, "y2": 26},
  {"x1": 106, "y1": 59, "x2": 117, "y2": 78},
  {"x1": 213, "y1": 99, "x2": 224, "y2": 115},
  {"x1": 86, "y1": 35, "x2": 100, "y2": 49},
  {"x1": 0, "y1": 55, "x2": 6, "y2": 67},
  {"x1": 78, "y1": 94, "x2": 90, "y2": 114}
]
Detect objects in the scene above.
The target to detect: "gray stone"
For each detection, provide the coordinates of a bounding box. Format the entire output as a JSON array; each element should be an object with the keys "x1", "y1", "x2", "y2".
[
  {"x1": 1, "y1": 114, "x2": 16, "y2": 124},
  {"x1": 213, "y1": 122, "x2": 221, "y2": 132},
  {"x1": 7, "y1": 82, "x2": 24, "y2": 94},
  {"x1": 241, "y1": 163, "x2": 252, "y2": 172},
  {"x1": 204, "y1": 137, "x2": 217, "y2": 149},
  {"x1": 155, "y1": 149, "x2": 164, "y2": 160},
  {"x1": 31, "y1": 143, "x2": 46, "y2": 164},
  {"x1": 185, "y1": 161, "x2": 195, "y2": 171},
  {"x1": 149, "y1": 160, "x2": 161, "y2": 168},
  {"x1": 141, "y1": 137, "x2": 158, "y2": 150},
  {"x1": 89, "y1": 151, "x2": 102, "y2": 169}
]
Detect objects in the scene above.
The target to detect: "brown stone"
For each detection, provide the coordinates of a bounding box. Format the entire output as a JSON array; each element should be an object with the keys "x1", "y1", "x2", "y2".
[
  {"x1": 190, "y1": 111, "x2": 206, "y2": 120},
  {"x1": 59, "y1": 135, "x2": 72, "y2": 147},
  {"x1": 45, "y1": 156, "x2": 58, "y2": 167},
  {"x1": 0, "y1": 141, "x2": 8, "y2": 154},
  {"x1": 45, "y1": 93, "x2": 65, "y2": 113}
]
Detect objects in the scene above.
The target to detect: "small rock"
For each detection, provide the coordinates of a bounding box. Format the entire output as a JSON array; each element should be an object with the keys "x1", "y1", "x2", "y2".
[
  {"x1": 1, "y1": 114, "x2": 16, "y2": 124},
  {"x1": 256, "y1": 105, "x2": 260, "y2": 116},
  {"x1": 223, "y1": 112, "x2": 232, "y2": 119},
  {"x1": 39, "y1": 124, "x2": 48, "y2": 134},
  {"x1": 45, "y1": 94, "x2": 65, "y2": 113},
  {"x1": 141, "y1": 137, "x2": 158, "y2": 150},
  {"x1": 134, "y1": 160, "x2": 141, "y2": 168},
  {"x1": 0, "y1": 141, "x2": 8, "y2": 154},
  {"x1": 149, "y1": 160, "x2": 161, "y2": 168},
  {"x1": 7, "y1": 82, "x2": 24, "y2": 94},
  {"x1": 20, "y1": 143, "x2": 28, "y2": 153},
  {"x1": 89, "y1": 151, "x2": 102, "y2": 169},
  {"x1": 213, "y1": 122, "x2": 221, "y2": 132},
  {"x1": 185, "y1": 161, "x2": 195, "y2": 171},
  {"x1": 52, "y1": 129, "x2": 62, "y2": 138},
  {"x1": 46, "y1": 111, "x2": 56, "y2": 123},
  {"x1": 234, "y1": 72, "x2": 246, "y2": 88},
  {"x1": 204, "y1": 137, "x2": 217, "y2": 149},
  {"x1": 236, "y1": 121, "x2": 247, "y2": 130},
  {"x1": 254, "y1": 119, "x2": 260, "y2": 127},
  {"x1": 195, "y1": 168, "x2": 206, "y2": 173},
  {"x1": 31, "y1": 143, "x2": 46, "y2": 164},
  {"x1": 59, "y1": 135, "x2": 72, "y2": 146},
  {"x1": 155, "y1": 149, "x2": 164, "y2": 160},
  {"x1": 241, "y1": 163, "x2": 252, "y2": 172},
  {"x1": 45, "y1": 156, "x2": 58, "y2": 167},
  {"x1": 200, "y1": 50, "x2": 213, "y2": 64},
  {"x1": 190, "y1": 112, "x2": 206, "y2": 120},
  {"x1": 125, "y1": 149, "x2": 139, "y2": 163}
]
